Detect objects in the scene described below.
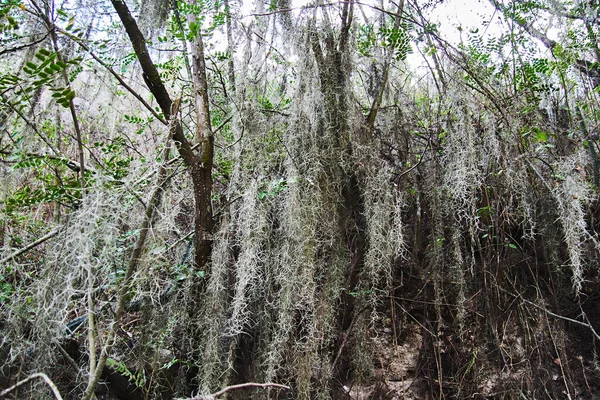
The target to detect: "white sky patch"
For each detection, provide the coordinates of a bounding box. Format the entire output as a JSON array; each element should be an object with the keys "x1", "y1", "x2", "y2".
[{"x1": 429, "y1": 0, "x2": 499, "y2": 45}]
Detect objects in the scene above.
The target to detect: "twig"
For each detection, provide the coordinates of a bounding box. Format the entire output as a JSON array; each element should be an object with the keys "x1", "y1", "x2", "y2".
[
  {"x1": 0, "y1": 229, "x2": 60, "y2": 265},
  {"x1": 332, "y1": 306, "x2": 367, "y2": 369},
  {"x1": 33, "y1": 0, "x2": 87, "y2": 195},
  {"x1": 0, "y1": 150, "x2": 82, "y2": 173},
  {"x1": 0, "y1": 94, "x2": 61, "y2": 156},
  {"x1": 394, "y1": 140, "x2": 430, "y2": 181},
  {"x1": 0, "y1": 372, "x2": 64, "y2": 400},
  {"x1": 184, "y1": 382, "x2": 291, "y2": 400},
  {"x1": 55, "y1": 341, "x2": 82, "y2": 374},
  {"x1": 0, "y1": 33, "x2": 49, "y2": 56},
  {"x1": 501, "y1": 287, "x2": 600, "y2": 341},
  {"x1": 57, "y1": 27, "x2": 166, "y2": 125}
]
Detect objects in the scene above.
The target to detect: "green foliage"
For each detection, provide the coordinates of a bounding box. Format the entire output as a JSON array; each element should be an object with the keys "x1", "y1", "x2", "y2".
[
  {"x1": 348, "y1": 288, "x2": 373, "y2": 298},
  {"x1": 4, "y1": 154, "x2": 85, "y2": 213},
  {"x1": 258, "y1": 177, "x2": 289, "y2": 200},
  {"x1": 120, "y1": 52, "x2": 137, "y2": 73},
  {"x1": 177, "y1": 1, "x2": 204, "y2": 15},
  {"x1": 156, "y1": 56, "x2": 185, "y2": 83},
  {"x1": 0, "y1": 48, "x2": 82, "y2": 110},
  {"x1": 379, "y1": 23, "x2": 412, "y2": 61},
  {"x1": 3, "y1": 135, "x2": 130, "y2": 214},
  {"x1": 50, "y1": 87, "x2": 76, "y2": 108},
  {"x1": 171, "y1": 0, "x2": 225, "y2": 40},
  {"x1": 106, "y1": 358, "x2": 147, "y2": 392},
  {"x1": 499, "y1": 0, "x2": 543, "y2": 25},
  {"x1": 357, "y1": 24, "x2": 376, "y2": 57},
  {"x1": 92, "y1": 138, "x2": 132, "y2": 180},
  {"x1": 0, "y1": 272, "x2": 15, "y2": 304},
  {"x1": 55, "y1": 7, "x2": 83, "y2": 35},
  {"x1": 0, "y1": 1, "x2": 21, "y2": 33},
  {"x1": 123, "y1": 114, "x2": 154, "y2": 135},
  {"x1": 461, "y1": 30, "x2": 498, "y2": 70},
  {"x1": 255, "y1": 80, "x2": 291, "y2": 113},
  {"x1": 171, "y1": 262, "x2": 205, "y2": 283}
]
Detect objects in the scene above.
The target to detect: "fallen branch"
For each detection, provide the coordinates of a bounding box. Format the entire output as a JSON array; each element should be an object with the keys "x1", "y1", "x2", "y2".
[
  {"x1": 521, "y1": 297, "x2": 600, "y2": 341},
  {"x1": 0, "y1": 228, "x2": 60, "y2": 265},
  {"x1": 0, "y1": 372, "x2": 63, "y2": 400},
  {"x1": 184, "y1": 382, "x2": 291, "y2": 400}
]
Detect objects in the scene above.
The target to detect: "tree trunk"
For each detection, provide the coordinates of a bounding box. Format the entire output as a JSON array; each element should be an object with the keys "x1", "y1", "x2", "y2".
[{"x1": 110, "y1": 0, "x2": 213, "y2": 274}]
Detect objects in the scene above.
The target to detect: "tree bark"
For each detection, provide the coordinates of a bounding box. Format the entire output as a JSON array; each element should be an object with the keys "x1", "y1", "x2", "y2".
[{"x1": 188, "y1": 8, "x2": 214, "y2": 269}]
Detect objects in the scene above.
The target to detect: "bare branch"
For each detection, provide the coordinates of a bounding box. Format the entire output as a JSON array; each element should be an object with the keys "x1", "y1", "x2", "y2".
[
  {"x1": 0, "y1": 372, "x2": 64, "y2": 400},
  {"x1": 0, "y1": 33, "x2": 49, "y2": 56},
  {"x1": 185, "y1": 382, "x2": 291, "y2": 399},
  {"x1": 0, "y1": 229, "x2": 60, "y2": 265}
]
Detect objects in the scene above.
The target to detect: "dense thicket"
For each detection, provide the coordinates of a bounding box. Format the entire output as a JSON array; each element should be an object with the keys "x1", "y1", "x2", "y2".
[{"x1": 1, "y1": 0, "x2": 600, "y2": 399}]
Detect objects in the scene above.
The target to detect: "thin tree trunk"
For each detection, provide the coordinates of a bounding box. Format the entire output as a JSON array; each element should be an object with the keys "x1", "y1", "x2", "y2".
[
  {"x1": 78, "y1": 1, "x2": 216, "y2": 397},
  {"x1": 366, "y1": 0, "x2": 405, "y2": 132},
  {"x1": 187, "y1": 5, "x2": 214, "y2": 270}
]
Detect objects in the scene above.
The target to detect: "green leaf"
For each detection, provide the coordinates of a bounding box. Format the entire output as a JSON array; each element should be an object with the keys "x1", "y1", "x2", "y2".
[
  {"x1": 189, "y1": 21, "x2": 199, "y2": 38},
  {"x1": 536, "y1": 131, "x2": 548, "y2": 142}
]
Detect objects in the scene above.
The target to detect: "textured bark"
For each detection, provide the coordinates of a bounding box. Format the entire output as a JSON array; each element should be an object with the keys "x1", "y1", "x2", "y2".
[{"x1": 188, "y1": 11, "x2": 214, "y2": 269}]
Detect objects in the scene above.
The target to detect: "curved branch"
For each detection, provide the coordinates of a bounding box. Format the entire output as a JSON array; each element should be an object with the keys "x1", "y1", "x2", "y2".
[
  {"x1": 186, "y1": 382, "x2": 291, "y2": 400},
  {"x1": 0, "y1": 373, "x2": 64, "y2": 400}
]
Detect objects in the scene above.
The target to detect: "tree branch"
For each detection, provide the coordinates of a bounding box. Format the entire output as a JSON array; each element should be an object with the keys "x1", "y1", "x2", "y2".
[
  {"x1": 487, "y1": 0, "x2": 600, "y2": 83},
  {"x1": 30, "y1": 0, "x2": 87, "y2": 195},
  {"x1": 57, "y1": 27, "x2": 167, "y2": 125},
  {"x1": 0, "y1": 228, "x2": 60, "y2": 265},
  {"x1": 109, "y1": 0, "x2": 197, "y2": 167},
  {"x1": 366, "y1": 0, "x2": 404, "y2": 132},
  {"x1": 0, "y1": 32, "x2": 49, "y2": 56},
  {"x1": 186, "y1": 382, "x2": 291, "y2": 399},
  {"x1": 0, "y1": 373, "x2": 64, "y2": 400}
]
